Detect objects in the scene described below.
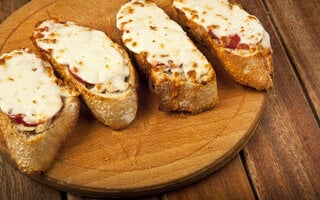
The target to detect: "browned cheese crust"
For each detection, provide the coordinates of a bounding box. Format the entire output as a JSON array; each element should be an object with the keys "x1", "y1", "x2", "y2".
[
  {"x1": 38, "y1": 48, "x2": 138, "y2": 130},
  {"x1": 0, "y1": 96, "x2": 80, "y2": 174},
  {"x1": 32, "y1": 28, "x2": 138, "y2": 130},
  {"x1": 133, "y1": 51, "x2": 218, "y2": 114},
  {"x1": 172, "y1": 6, "x2": 273, "y2": 91}
]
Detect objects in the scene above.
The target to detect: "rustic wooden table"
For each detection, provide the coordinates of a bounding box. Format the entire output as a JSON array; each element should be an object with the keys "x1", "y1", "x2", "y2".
[{"x1": 0, "y1": 0, "x2": 319, "y2": 199}]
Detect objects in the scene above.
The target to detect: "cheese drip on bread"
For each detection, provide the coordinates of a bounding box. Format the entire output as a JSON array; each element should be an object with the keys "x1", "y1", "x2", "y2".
[
  {"x1": 116, "y1": 0, "x2": 213, "y2": 83},
  {"x1": 34, "y1": 19, "x2": 130, "y2": 94},
  {"x1": 173, "y1": 0, "x2": 271, "y2": 54},
  {"x1": 0, "y1": 48, "x2": 63, "y2": 131}
]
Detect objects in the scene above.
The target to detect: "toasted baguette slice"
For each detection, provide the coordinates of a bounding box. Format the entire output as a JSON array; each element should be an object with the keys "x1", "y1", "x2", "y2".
[
  {"x1": 32, "y1": 19, "x2": 138, "y2": 129},
  {"x1": 116, "y1": 0, "x2": 218, "y2": 114},
  {"x1": 172, "y1": 0, "x2": 273, "y2": 90},
  {"x1": 0, "y1": 48, "x2": 80, "y2": 174}
]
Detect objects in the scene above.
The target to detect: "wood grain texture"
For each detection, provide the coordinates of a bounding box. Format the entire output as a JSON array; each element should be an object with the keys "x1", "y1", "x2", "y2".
[
  {"x1": 66, "y1": 193, "x2": 160, "y2": 200},
  {"x1": 263, "y1": 0, "x2": 320, "y2": 120},
  {"x1": 0, "y1": 0, "x2": 265, "y2": 197},
  {"x1": 0, "y1": 0, "x2": 30, "y2": 22},
  {"x1": 239, "y1": 0, "x2": 320, "y2": 199},
  {"x1": 0, "y1": 155, "x2": 62, "y2": 200},
  {"x1": 163, "y1": 155, "x2": 255, "y2": 200}
]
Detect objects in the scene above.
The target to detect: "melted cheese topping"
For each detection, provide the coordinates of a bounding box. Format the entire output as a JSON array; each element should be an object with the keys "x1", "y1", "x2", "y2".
[
  {"x1": 116, "y1": 0, "x2": 212, "y2": 83},
  {"x1": 34, "y1": 20, "x2": 129, "y2": 93},
  {"x1": 173, "y1": 0, "x2": 271, "y2": 53},
  {"x1": 0, "y1": 49, "x2": 63, "y2": 126}
]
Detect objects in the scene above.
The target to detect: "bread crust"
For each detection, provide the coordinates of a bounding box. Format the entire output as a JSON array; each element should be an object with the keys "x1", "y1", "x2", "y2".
[
  {"x1": 32, "y1": 23, "x2": 138, "y2": 130},
  {"x1": 172, "y1": 4, "x2": 273, "y2": 91},
  {"x1": 132, "y1": 51, "x2": 218, "y2": 114},
  {"x1": 0, "y1": 96, "x2": 80, "y2": 174}
]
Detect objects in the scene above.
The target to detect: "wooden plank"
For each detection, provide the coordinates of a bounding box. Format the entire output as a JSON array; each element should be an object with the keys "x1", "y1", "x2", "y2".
[
  {"x1": 263, "y1": 0, "x2": 320, "y2": 120},
  {"x1": 239, "y1": 0, "x2": 320, "y2": 199},
  {"x1": 163, "y1": 155, "x2": 255, "y2": 200},
  {"x1": 65, "y1": 193, "x2": 160, "y2": 200},
  {"x1": 0, "y1": 0, "x2": 30, "y2": 22},
  {"x1": 0, "y1": 155, "x2": 62, "y2": 200}
]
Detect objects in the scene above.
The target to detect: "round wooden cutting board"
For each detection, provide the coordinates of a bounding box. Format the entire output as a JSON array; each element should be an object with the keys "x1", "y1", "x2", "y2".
[{"x1": 0, "y1": 0, "x2": 266, "y2": 197}]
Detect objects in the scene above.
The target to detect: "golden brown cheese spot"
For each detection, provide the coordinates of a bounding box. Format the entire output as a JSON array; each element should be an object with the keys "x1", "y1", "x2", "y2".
[
  {"x1": 123, "y1": 38, "x2": 132, "y2": 44},
  {"x1": 238, "y1": 43, "x2": 250, "y2": 49},
  {"x1": 132, "y1": 41, "x2": 138, "y2": 47},
  {"x1": 205, "y1": 63, "x2": 211, "y2": 69},
  {"x1": 192, "y1": 14, "x2": 199, "y2": 20},
  {"x1": 49, "y1": 32, "x2": 57, "y2": 37},
  {"x1": 160, "y1": 54, "x2": 169, "y2": 57},
  {"x1": 248, "y1": 15, "x2": 257, "y2": 20},
  {"x1": 168, "y1": 60, "x2": 174, "y2": 68},
  {"x1": 149, "y1": 25, "x2": 157, "y2": 31},
  {"x1": 122, "y1": 6, "x2": 134, "y2": 14},
  {"x1": 215, "y1": 13, "x2": 229, "y2": 21},
  {"x1": 132, "y1": 1, "x2": 145, "y2": 6},
  {"x1": 96, "y1": 84, "x2": 102, "y2": 91},
  {"x1": 7, "y1": 77, "x2": 14, "y2": 81},
  {"x1": 182, "y1": 7, "x2": 199, "y2": 19},
  {"x1": 33, "y1": 32, "x2": 44, "y2": 39},
  {"x1": 120, "y1": 20, "x2": 133, "y2": 29},
  {"x1": 0, "y1": 58, "x2": 5, "y2": 65},
  {"x1": 72, "y1": 66, "x2": 79, "y2": 73},
  {"x1": 39, "y1": 26, "x2": 49, "y2": 32},
  {"x1": 187, "y1": 70, "x2": 197, "y2": 81},
  {"x1": 127, "y1": 6, "x2": 135, "y2": 14},
  {"x1": 208, "y1": 24, "x2": 220, "y2": 30},
  {"x1": 192, "y1": 62, "x2": 198, "y2": 68},
  {"x1": 2, "y1": 55, "x2": 12, "y2": 63},
  {"x1": 45, "y1": 66, "x2": 54, "y2": 77},
  {"x1": 182, "y1": 7, "x2": 196, "y2": 14}
]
